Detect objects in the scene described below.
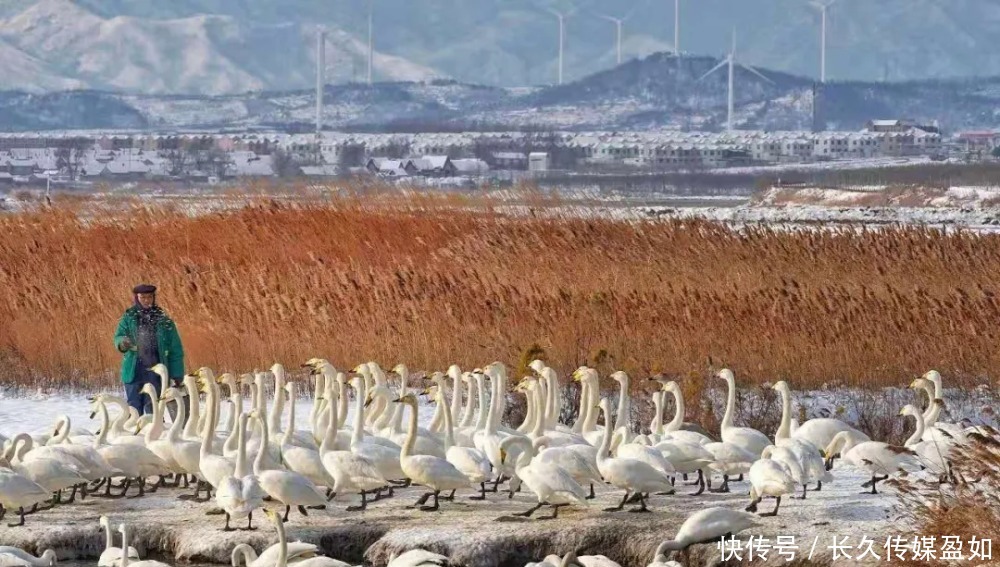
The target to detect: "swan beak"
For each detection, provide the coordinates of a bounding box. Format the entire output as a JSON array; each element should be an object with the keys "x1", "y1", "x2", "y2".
[
  {"x1": 500, "y1": 449, "x2": 507, "y2": 462},
  {"x1": 391, "y1": 397, "x2": 403, "y2": 403},
  {"x1": 363, "y1": 396, "x2": 374, "y2": 408}
]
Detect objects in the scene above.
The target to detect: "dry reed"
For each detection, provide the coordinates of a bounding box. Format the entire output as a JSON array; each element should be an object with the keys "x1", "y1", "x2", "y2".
[{"x1": 3, "y1": 191, "x2": 1000, "y2": 391}]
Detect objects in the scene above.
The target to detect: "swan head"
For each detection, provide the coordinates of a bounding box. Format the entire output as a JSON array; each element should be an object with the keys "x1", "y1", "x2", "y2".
[
  {"x1": 922, "y1": 370, "x2": 942, "y2": 385},
  {"x1": 285, "y1": 381, "x2": 296, "y2": 396},
  {"x1": 610, "y1": 370, "x2": 629, "y2": 384},
  {"x1": 39, "y1": 550, "x2": 57, "y2": 566},
  {"x1": 559, "y1": 551, "x2": 584, "y2": 567},
  {"x1": 716, "y1": 369, "x2": 735, "y2": 382},
  {"x1": 270, "y1": 362, "x2": 287, "y2": 379},
  {"x1": 392, "y1": 393, "x2": 420, "y2": 406},
  {"x1": 772, "y1": 380, "x2": 789, "y2": 392},
  {"x1": 426, "y1": 371, "x2": 446, "y2": 386},
  {"x1": 195, "y1": 367, "x2": 216, "y2": 382},
  {"x1": 140, "y1": 382, "x2": 157, "y2": 397},
  {"x1": 447, "y1": 364, "x2": 462, "y2": 379},
  {"x1": 529, "y1": 359, "x2": 546, "y2": 374},
  {"x1": 262, "y1": 507, "x2": 282, "y2": 525},
  {"x1": 571, "y1": 367, "x2": 588, "y2": 382},
  {"x1": 150, "y1": 363, "x2": 169, "y2": 379},
  {"x1": 761, "y1": 445, "x2": 777, "y2": 459},
  {"x1": 99, "y1": 515, "x2": 109, "y2": 528},
  {"x1": 302, "y1": 358, "x2": 328, "y2": 369},
  {"x1": 899, "y1": 405, "x2": 920, "y2": 418},
  {"x1": 392, "y1": 363, "x2": 408, "y2": 377},
  {"x1": 421, "y1": 385, "x2": 440, "y2": 400}
]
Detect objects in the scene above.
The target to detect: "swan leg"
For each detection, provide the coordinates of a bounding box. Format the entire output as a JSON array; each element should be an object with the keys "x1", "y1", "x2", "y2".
[
  {"x1": 735, "y1": 474, "x2": 744, "y2": 482},
  {"x1": 116, "y1": 478, "x2": 132, "y2": 498},
  {"x1": 709, "y1": 474, "x2": 730, "y2": 494},
  {"x1": 490, "y1": 475, "x2": 505, "y2": 492},
  {"x1": 624, "y1": 492, "x2": 643, "y2": 504},
  {"x1": 540, "y1": 503, "x2": 566, "y2": 520},
  {"x1": 603, "y1": 491, "x2": 629, "y2": 512},
  {"x1": 242, "y1": 512, "x2": 257, "y2": 531},
  {"x1": 298, "y1": 505, "x2": 310, "y2": 516},
  {"x1": 513, "y1": 502, "x2": 545, "y2": 517},
  {"x1": 628, "y1": 492, "x2": 651, "y2": 513},
  {"x1": 0, "y1": 504, "x2": 5, "y2": 521},
  {"x1": 745, "y1": 496, "x2": 761, "y2": 513},
  {"x1": 812, "y1": 481, "x2": 823, "y2": 492},
  {"x1": 53, "y1": 490, "x2": 63, "y2": 505},
  {"x1": 691, "y1": 470, "x2": 706, "y2": 496},
  {"x1": 307, "y1": 504, "x2": 326, "y2": 510},
  {"x1": 8, "y1": 507, "x2": 26, "y2": 527},
  {"x1": 409, "y1": 492, "x2": 432, "y2": 508},
  {"x1": 471, "y1": 483, "x2": 487, "y2": 501},
  {"x1": 90, "y1": 478, "x2": 107, "y2": 492},
  {"x1": 794, "y1": 484, "x2": 807, "y2": 500},
  {"x1": 222, "y1": 513, "x2": 235, "y2": 532},
  {"x1": 283, "y1": 505, "x2": 291, "y2": 522},
  {"x1": 587, "y1": 484, "x2": 595, "y2": 500},
  {"x1": 128, "y1": 477, "x2": 146, "y2": 499},
  {"x1": 760, "y1": 496, "x2": 781, "y2": 517},
  {"x1": 419, "y1": 491, "x2": 441, "y2": 512},
  {"x1": 178, "y1": 481, "x2": 202, "y2": 501},
  {"x1": 347, "y1": 491, "x2": 369, "y2": 512},
  {"x1": 440, "y1": 490, "x2": 456, "y2": 501}
]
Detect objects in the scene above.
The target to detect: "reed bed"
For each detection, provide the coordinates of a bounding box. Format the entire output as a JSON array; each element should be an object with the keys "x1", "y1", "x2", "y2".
[{"x1": 2, "y1": 191, "x2": 1000, "y2": 390}]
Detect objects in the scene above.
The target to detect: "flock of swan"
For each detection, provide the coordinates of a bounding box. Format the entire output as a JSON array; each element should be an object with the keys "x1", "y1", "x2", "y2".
[{"x1": 0, "y1": 360, "x2": 993, "y2": 567}]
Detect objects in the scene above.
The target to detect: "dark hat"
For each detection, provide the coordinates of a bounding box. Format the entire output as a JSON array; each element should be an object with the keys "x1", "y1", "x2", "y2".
[{"x1": 132, "y1": 283, "x2": 157, "y2": 294}]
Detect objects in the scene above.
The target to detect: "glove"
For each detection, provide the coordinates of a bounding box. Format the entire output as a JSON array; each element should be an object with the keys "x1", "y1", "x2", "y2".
[{"x1": 119, "y1": 338, "x2": 133, "y2": 352}]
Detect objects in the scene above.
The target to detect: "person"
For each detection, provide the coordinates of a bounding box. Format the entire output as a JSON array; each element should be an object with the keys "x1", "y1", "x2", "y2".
[{"x1": 113, "y1": 283, "x2": 185, "y2": 417}]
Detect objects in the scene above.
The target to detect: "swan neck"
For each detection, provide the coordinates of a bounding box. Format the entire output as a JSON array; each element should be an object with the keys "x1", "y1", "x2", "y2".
[
  {"x1": 721, "y1": 376, "x2": 736, "y2": 430},
  {"x1": 650, "y1": 391, "x2": 663, "y2": 434},
  {"x1": 776, "y1": 386, "x2": 792, "y2": 440},
  {"x1": 201, "y1": 383, "x2": 219, "y2": 455},
  {"x1": 336, "y1": 378, "x2": 349, "y2": 429},
  {"x1": 460, "y1": 377, "x2": 476, "y2": 427},
  {"x1": 351, "y1": 381, "x2": 365, "y2": 447},
  {"x1": 905, "y1": 411, "x2": 925, "y2": 446},
  {"x1": 119, "y1": 527, "x2": 130, "y2": 567},
  {"x1": 450, "y1": 373, "x2": 463, "y2": 423},
  {"x1": 235, "y1": 414, "x2": 248, "y2": 477},
  {"x1": 275, "y1": 513, "x2": 287, "y2": 567},
  {"x1": 253, "y1": 415, "x2": 269, "y2": 474},
  {"x1": 614, "y1": 376, "x2": 630, "y2": 432},
  {"x1": 485, "y1": 372, "x2": 499, "y2": 434},
  {"x1": 183, "y1": 380, "x2": 201, "y2": 438},
  {"x1": 583, "y1": 378, "x2": 600, "y2": 432},
  {"x1": 597, "y1": 404, "x2": 612, "y2": 464},
  {"x1": 402, "y1": 401, "x2": 419, "y2": 458},
  {"x1": 269, "y1": 369, "x2": 286, "y2": 434},
  {"x1": 441, "y1": 389, "x2": 456, "y2": 449},
  {"x1": 474, "y1": 375, "x2": 489, "y2": 430},
  {"x1": 531, "y1": 387, "x2": 546, "y2": 438},
  {"x1": 103, "y1": 521, "x2": 112, "y2": 551},
  {"x1": 281, "y1": 385, "x2": 296, "y2": 446},
  {"x1": 95, "y1": 403, "x2": 110, "y2": 446}
]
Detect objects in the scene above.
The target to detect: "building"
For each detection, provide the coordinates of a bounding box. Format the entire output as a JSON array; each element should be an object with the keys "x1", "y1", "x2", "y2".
[{"x1": 529, "y1": 152, "x2": 550, "y2": 172}]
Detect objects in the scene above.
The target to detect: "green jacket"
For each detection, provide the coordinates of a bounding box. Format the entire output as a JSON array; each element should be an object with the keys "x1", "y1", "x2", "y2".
[{"x1": 113, "y1": 306, "x2": 184, "y2": 384}]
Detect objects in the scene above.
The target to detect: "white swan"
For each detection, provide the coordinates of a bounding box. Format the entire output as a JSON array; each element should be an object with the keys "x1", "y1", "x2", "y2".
[
  {"x1": 702, "y1": 441, "x2": 755, "y2": 493},
  {"x1": 118, "y1": 524, "x2": 171, "y2": 567},
  {"x1": 195, "y1": 377, "x2": 236, "y2": 500},
  {"x1": 745, "y1": 454, "x2": 797, "y2": 516},
  {"x1": 826, "y1": 431, "x2": 920, "y2": 494},
  {"x1": 499, "y1": 435, "x2": 588, "y2": 519},
  {"x1": 716, "y1": 370, "x2": 771, "y2": 458},
  {"x1": 652, "y1": 379, "x2": 713, "y2": 445},
  {"x1": 394, "y1": 393, "x2": 470, "y2": 510},
  {"x1": 92, "y1": 401, "x2": 168, "y2": 497},
  {"x1": 899, "y1": 405, "x2": 952, "y2": 479},
  {"x1": 772, "y1": 381, "x2": 833, "y2": 495},
  {"x1": 231, "y1": 541, "x2": 319, "y2": 567},
  {"x1": 425, "y1": 381, "x2": 492, "y2": 500},
  {"x1": 652, "y1": 507, "x2": 758, "y2": 558},
  {"x1": 0, "y1": 549, "x2": 56, "y2": 567},
  {"x1": 97, "y1": 515, "x2": 139, "y2": 567},
  {"x1": 386, "y1": 550, "x2": 447, "y2": 567},
  {"x1": 216, "y1": 413, "x2": 265, "y2": 531},
  {"x1": 260, "y1": 509, "x2": 356, "y2": 567},
  {"x1": 280, "y1": 382, "x2": 334, "y2": 489},
  {"x1": 595, "y1": 398, "x2": 674, "y2": 512},
  {"x1": 319, "y1": 379, "x2": 387, "y2": 511},
  {"x1": 252, "y1": 413, "x2": 327, "y2": 522}
]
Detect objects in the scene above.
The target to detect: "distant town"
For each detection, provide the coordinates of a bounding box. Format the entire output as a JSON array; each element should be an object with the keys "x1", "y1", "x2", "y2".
[{"x1": 1, "y1": 119, "x2": 997, "y2": 189}]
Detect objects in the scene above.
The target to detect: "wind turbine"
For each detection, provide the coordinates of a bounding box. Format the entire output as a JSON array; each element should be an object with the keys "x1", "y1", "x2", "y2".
[
  {"x1": 546, "y1": 7, "x2": 576, "y2": 85},
  {"x1": 315, "y1": 27, "x2": 326, "y2": 137},
  {"x1": 673, "y1": 0, "x2": 680, "y2": 56},
  {"x1": 810, "y1": 0, "x2": 837, "y2": 83},
  {"x1": 366, "y1": 0, "x2": 375, "y2": 85},
  {"x1": 697, "y1": 29, "x2": 773, "y2": 132},
  {"x1": 597, "y1": 4, "x2": 641, "y2": 66}
]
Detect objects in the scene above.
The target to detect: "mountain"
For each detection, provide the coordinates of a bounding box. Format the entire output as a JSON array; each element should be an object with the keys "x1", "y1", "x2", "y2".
[
  {"x1": 4, "y1": 0, "x2": 1000, "y2": 94},
  {"x1": 0, "y1": 0, "x2": 440, "y2": 95},
  {"x1": 7, "y1": 52, "x2": 1000, "y2": 133}
]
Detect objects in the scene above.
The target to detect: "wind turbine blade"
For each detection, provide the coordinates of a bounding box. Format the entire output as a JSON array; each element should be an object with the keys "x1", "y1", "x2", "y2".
[
  {"x1": 596, "y1": 13, "x2": 619, "y2": 22},
  {"x1": 545, "y1": 7, "x2": 563, "y2": 18},
  {"x1": 697, "y1": 59, "x2": 728, "y2": 82},
  {"x1": 740, "y1": 62, "x2": 774, "y2": 84},
  {"x1": 623, "y1": 0, "x2": 649, "y2": 22}
]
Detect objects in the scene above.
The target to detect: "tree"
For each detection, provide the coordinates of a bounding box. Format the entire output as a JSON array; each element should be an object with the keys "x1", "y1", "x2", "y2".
[
  {"x1": 54, "y1": 137, "x2": 90, "y2": 181},
  {"x1": 337, "y1": 143, "x2": 367, "y2": 170},
  {"x1": 272, "y1": 148, "x2": 301, "y2": 178},
  {"x1": 991, "y1": 145, "x2": 1000, "y2": 159}
]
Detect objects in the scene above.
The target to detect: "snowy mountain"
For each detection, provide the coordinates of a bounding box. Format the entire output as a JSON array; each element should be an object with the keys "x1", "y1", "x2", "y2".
[
  {"x1": 6, "y1": 52, "x2": 1000, "y2": 133},
  {"x1": 0, "y1": 0, "x2": 441, "y2": 94},
  {"x1": 3, "y1": 0, "x2": 1000, "y2": 94}
]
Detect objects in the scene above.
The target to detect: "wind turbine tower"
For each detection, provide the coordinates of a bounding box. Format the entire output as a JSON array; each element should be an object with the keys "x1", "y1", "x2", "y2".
[
  {"x1": 315, "y1": 28, "x2": 326, "y2": 137},
  {"x1": 547, "y1": 8, "x2": 575, "y2": 85},
  {"x1": 599, "y1": 14, "x2": 625, "y2": 65},
  {"x1": 811, "y1": 0, "x2": 837, "y2": 83},
  {"x1": 697, "y1": 29, "x2": 773, "y2": 132},
  {"x1": 673, "y1": 0, "x2": 680, "y2": 56},
  {"x1": 367, "y1": 0, "x2": 375, "y2": 85}
]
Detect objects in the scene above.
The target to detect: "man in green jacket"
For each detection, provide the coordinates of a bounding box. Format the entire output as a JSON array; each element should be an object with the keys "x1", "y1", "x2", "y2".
[{"x1": 113, "y1": 283, "x2": 185, "y2": 416}]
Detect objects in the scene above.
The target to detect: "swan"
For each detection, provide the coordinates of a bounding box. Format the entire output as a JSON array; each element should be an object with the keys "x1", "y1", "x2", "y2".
[
  {"x1": 651, "y1": 379, "x2": 714, "y2": 445},
  {"x1": 446, "y1": 365, "x2": 464, "y2": 426},
  {"x1": 268, "y1": 364, "x2": 289, "y2": 438},
  {"x1": 716, "y1": 370, "x2": 771, "y2": 458},
  {"x1": 252, "y1": 413, "x2": 326, "y2": 521},
  {"x1": 385, "y1": 365, "x2": 445, "y2": 457},
  {"x1": 386, "y1": 550, "x2": 447, "y2": 567},
  {"x1": 216, "y1": 413, "x2": 266, "y2": 531},
  {"x1": 608, "y1": 376, "x2": 676, "y2": 482},
  {"x1": 499, "y1": 435, "x2": 588, "y2": 519},
  {"x1": 260, "y1": 508, "x2": 356, "y2": 567},
  {"x1": 572, "y1": 368, "x2": 606, "y2": 447},
  {"x1": 776, "y1": 381, "x2": 868, "y2": 452},
  {"x1": 594, "y1": 398, "x2": 674, "y2": 512},
  {"x1": 745, "y1": 454, "x2": 797, "y2": 516},
  {"x1": 5, "y1": 437, "x2": 86, "y2": 505},
  {"x1": 702, "y1": 441, "x2": 755, "y2": 493},
  {"x1": 352, "y1": 377, "x2": 406, "y2": 484},
  {"x1": 13, "y1": 426, "x2": 115, "y2": 485},
  {"x1": 92, "y1": 400, "x2": 168, "y2": 497},
  {"x1": 137, "y1": 383, "x2": 183, "y2": 475},
  {"x1": 279, "y1": 382, "x2": 334, "y2": 489},
  {"x1": 194, "y1": 377, "x2": 236, "y2": 501},
  {"x1": 320, "y1": 376, "x2": 387, "y2": 512},
  {"x1": 97, "y1": 515, "x2": 139, "y2": 567},
  {"x1": 394, "y1": 393, "x2": 470, "y2": 510},
  {"x1": 826, "y1": 431, "x2": 920, "y2": 494},
  {"x1": 118, "y1": 524, "x2": 171, "y2": 567},
  {"x1": 910, "y1": 377, "x2": 966, "y2": 443},
  {"x1": 230, "y1": 541, "x2": 319, "y2": 567},
  {"x1": 0, "y1": 549, "x2": 56, "y2": 567},
  {"x1": 652, "y1": 507, "x2": 758, "y2": 559},
  {"x1": 772, "y1": 381, "x2": 833, "y2": 494},
  {"x1": 531, "y1": 439, "x2": 603, "y2": 500},
  {"x1": 425, "y1": 381, "x2": 492, "y2": 500},
  {"x1": 899, "y1": 405, "x2": 952, "y2": 479}
]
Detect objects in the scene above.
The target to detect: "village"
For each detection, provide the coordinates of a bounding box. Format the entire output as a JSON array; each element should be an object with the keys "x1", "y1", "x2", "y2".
[{"x1": 0, "y1": 118, "x2": 993, "y2": 188}]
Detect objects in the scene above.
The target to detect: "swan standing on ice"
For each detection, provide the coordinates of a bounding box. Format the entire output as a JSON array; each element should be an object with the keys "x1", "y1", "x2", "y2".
[
  {"x1": 393, "y1": 393, "x2": 470, "y2": 511},
  {"x1": 97, "y1": 515, "x2": 139, "y2": 566},
  {"x1": 216, "y1": 413, "x2": 266, "y2": 531},
  {"x1": 499, "y1": 435, "x2": 588, "y2": 520},
  {"x1": 650, "y1": 507, "x2": 758, "y2": 563},
  {"x1": 826, "y1": 431, "x2": 919, "y2": 494},
  {"x1": 716, "y1": 370, "x2": 771, "y2": 458},
  {"x1": 251, "y1": 413, "x2": 327, "y2": 522},
  {"x1": 594, "y1": 398, "x2": 674, "y2": 512},
  {"x1": 424, "y1": 380, "x2": 492, "y2": 500}
]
